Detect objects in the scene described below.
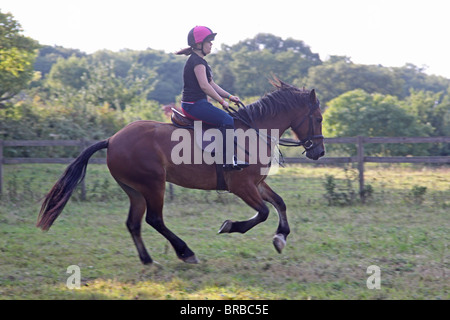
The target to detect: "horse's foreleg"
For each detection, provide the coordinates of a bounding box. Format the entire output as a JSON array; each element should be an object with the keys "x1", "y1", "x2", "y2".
[
  {"x1": 218, "y1": 184, "x2": 270, "y2": 234},
  {"x1": 259, "y1": 181, "x2": 290, "y2": 253}
]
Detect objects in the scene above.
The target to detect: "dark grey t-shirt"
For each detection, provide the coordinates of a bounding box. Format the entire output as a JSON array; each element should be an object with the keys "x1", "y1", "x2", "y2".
[{"x1": 182, "y1": 53, "x2": 212, "y2": 102}]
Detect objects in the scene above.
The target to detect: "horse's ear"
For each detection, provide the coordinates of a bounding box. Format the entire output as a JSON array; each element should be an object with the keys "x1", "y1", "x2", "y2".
[{"x1": 310, "y1": 89, "x2": 316, "y2": 103}]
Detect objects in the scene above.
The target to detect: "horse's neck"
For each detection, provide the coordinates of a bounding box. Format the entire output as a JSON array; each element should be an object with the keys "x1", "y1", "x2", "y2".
[{"x1": 251, "y1": 114, "x2": 291, "y2": 137}]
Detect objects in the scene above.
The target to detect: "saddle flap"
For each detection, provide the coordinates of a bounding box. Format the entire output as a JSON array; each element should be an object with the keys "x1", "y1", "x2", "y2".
[{"x1": 171, "y1": 108, "x2": 194, "y2": 127}]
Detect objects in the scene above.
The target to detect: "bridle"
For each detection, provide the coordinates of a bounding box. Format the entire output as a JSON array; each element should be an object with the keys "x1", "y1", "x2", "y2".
[
  {"x1": 281, "y1": 102, "x2": 324, "y2": 152},
  {"x1": 228, "y1": 101, "x2": 324, "y2": 153}
]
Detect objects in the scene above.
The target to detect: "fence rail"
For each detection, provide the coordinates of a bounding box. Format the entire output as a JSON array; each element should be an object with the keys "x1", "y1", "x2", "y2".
[{"x1": 1, "y1": 137, "x2": 449, "y2": 198}]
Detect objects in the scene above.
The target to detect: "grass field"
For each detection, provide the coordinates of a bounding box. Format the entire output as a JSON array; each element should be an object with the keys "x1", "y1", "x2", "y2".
[{"x1": 0, "y1": 163, "x2": 448, "y2": 300}]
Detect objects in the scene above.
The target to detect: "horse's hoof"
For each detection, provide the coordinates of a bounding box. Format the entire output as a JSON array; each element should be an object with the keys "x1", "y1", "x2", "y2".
[
  {"x1": 218, "y1": 220, "x2": 233, "y2": 234},
  {"x1": 273, "y1": 234, "x2": 286, "y2": 254},
  {"x1": 141, "y1": 256, "x2": 153, "y2": 265},
  {"x1": 182, "y1": 255, "x2": 200, "y2": 264}
]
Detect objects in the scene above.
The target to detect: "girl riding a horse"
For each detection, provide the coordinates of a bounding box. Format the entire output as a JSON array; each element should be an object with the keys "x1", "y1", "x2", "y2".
[
  {"x1": 176, "y1": 26, "x2": 249, "y2": 171},
  {"x1": 37, "y1": 26, "x2": 325, "y2": 264}
]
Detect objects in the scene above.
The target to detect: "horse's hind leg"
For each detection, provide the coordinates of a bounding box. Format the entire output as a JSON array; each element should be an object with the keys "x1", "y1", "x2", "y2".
[
  {"x1": 258, "y1": 181, "x2": 290, "y2": 253},
  {"x1": 117, "y1": 181, "x2": 152, "y2": 265},
  {"x1": 141, "y1": 179, "x2": 199, "y2": 264}
]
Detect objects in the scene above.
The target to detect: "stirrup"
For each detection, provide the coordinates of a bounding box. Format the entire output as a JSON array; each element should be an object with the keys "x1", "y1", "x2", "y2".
[
  {"x1": 234, "y1": 155, "x2": 249, "y2": 168},
  {"x1": 223, "y1": 164, "x2": 243, "y2": 171},
  {"x1": 234, "y1": 160, "x2": 249, "y2": 168},
  {"x1": 223, "y1": 157, "x2": 249, "y2": 171}
]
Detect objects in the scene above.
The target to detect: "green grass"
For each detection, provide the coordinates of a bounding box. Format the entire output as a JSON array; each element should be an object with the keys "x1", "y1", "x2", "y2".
[{"x1": 0, "y1": 163, "x2": 448, "y2": 299}]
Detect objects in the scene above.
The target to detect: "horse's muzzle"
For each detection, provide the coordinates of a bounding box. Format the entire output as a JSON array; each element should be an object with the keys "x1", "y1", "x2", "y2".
[{"x1": 306, "y1": 144, "x2": 325, "y2": 161}]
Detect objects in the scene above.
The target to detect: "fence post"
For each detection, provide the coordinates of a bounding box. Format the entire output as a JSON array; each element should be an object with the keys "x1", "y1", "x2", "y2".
[
  {"x1": 357, "y1": 136, "x2": 365, "y2": 200},
  {"x1": 0, "y1": 140, "x2": 3, "y2": 195},
  {"x1": 79, "y1": 140, "x2": 87, "y2": 201},
  {"x1": 168, "y1": 183, "x2": 174, "y2": 201}
]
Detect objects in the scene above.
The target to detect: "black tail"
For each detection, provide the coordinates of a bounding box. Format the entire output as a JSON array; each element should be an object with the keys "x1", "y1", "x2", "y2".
[{"x1": 37, "y1": 139, "x2": 109, "y2": 231}]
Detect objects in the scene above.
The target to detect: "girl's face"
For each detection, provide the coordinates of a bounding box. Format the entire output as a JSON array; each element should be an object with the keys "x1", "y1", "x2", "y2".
[{"x1": 202, "y1": 41, "x2": 213, "y2": 55}]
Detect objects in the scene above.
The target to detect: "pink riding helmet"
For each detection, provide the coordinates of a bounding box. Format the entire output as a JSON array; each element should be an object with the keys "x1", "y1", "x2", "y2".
[{"x1": 188, "y1": 26, "x2": 217, "y2": 47}]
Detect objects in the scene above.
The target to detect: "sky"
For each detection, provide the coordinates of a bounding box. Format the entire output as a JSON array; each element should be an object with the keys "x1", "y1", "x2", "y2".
[{"x1": 2, "y1": 0, "x2": 450, "y2": 78}]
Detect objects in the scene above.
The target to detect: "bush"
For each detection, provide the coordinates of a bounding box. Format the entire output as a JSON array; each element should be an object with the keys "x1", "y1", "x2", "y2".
[
  {"x1": 406, "y1": 185, "x2": 427, "y2": 205},
  {"x1": 323, "y1": 174, "x2": 356, "y2": 206},
  {"x1": 0, "y1": 96, "x2": 164, "y2": 158}
]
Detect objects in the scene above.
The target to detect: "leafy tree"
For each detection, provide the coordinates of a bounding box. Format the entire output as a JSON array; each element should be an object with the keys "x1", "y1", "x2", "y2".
[
  {"x1": 85, "y1": 49, "x2": 184, "y2": 104},
  {"x1": 137, "y1": 49, "x2": 184, "y2": 104},
  {"x1": 0, "y1": 10, "x2": 39, "y2": 103},
  {"x1": 401, "y1": 90, "x2": 443, "y2": 133},
  {"x1": 324, "y1": 89, "x2": 431, "y2": 155},
  {"x1": 34, "y1": 45, "x2": 86, "y2": 77},
  {"x1": 208, "y1": 33, "x2": 321, "y2": 97},
  {"x1": 437, "y1": 89, "x2": 450, "y2": 155},
  {"x1": 305, "y1": 58, "x2": 403, "y2": 105},
  {"x1": 231, "y1": 33, "x2": 321, "y2": 61},
  {"x1": 46, "y1": 55, "x2": 90, "y2": 91},
  {"x1": 46, "y1": 55, "x2": 157, "y2": 112},
  {"x1": 437, "y1": 88, "x2": 450, "y2": 138},
  {"x1": 89, "y1": 49, "x2": 136, "y2": 78},
  {"x1": 392, "y1": 63, "x2": 450, "y2": 99},
  {"x1": 81, "y1": 59, "x2": 156, "y2": 111},
  {"x1": 401, "y1": 89, "x2": 450, "y2": 155}
]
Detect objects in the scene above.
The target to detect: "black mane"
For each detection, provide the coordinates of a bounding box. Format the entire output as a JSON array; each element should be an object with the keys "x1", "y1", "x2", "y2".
[{"x1": 234, "y1": 79, "x2": 312, "y2": 124}]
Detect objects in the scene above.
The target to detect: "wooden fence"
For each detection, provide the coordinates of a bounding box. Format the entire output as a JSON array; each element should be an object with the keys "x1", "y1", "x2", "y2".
[
  {"x1": 283, "y1": 136, "x2": 450, "y2": 197},
  {"x1": 1, "y1": 137, "x2": 449, "y2": 198}
]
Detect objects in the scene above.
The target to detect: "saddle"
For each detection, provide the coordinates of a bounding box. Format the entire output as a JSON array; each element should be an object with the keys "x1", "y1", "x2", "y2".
[
  {"x1": 171, "y1": 108, "x2": 195, "y2": 128},
  {"x1": 171, "y1": 108, "x2": 223, "y2": 150},
  {"x1": 171, "y1": 108, "x2": 228, "y2": 191}
]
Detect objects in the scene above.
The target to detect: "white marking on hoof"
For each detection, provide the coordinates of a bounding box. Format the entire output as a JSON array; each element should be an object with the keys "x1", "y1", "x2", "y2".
[
  {"x1": 218, "y1": 220, "x2": 233, "y2": 234},
  {"x1": 183, "y1": 255, "x2": 200, "y2": 264},
  {"x1": 273, "y1": 234, "x2": 286, "y2": 254}
]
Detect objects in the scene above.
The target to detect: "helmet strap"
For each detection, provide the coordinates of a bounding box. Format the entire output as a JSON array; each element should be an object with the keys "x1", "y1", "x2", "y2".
[
  {"x1": 201, "y1": 42, "x2": 207, "y2": 56},
  {"x1": 192, "y1": 43, "x2": 206, "y2": 57}
]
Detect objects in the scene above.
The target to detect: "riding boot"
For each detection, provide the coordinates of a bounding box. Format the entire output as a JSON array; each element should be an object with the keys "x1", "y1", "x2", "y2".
[{"x1": 220, "y1": 125, "x2": 249, "y2": 171}]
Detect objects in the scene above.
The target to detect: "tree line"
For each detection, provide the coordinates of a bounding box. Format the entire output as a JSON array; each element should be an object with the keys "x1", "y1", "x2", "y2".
[{"x1": 1, "y1": 10, "x2": 449, "y2": 157}]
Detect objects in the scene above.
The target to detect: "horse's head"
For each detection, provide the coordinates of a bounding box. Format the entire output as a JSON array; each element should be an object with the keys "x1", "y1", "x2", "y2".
[{"x1": 290, "y1": 89, "x2": 325, "y2": 160}]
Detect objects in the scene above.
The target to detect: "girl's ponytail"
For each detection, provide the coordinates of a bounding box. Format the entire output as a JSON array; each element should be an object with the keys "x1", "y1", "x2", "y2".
[{"x1": 175, "y1": 47, "x2": 193, "y2": 55}]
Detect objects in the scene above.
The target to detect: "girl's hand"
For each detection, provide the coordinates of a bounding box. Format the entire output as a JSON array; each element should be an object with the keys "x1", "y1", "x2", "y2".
[
  {"x1": 229, "y1": 95, "x2": 240, "y2": 103},
  {"x1": 220, "y1": 99, "x2": 229, "y2": 109}
]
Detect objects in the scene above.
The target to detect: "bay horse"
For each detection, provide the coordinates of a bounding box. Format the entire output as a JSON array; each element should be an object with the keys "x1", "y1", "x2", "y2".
[{"x1": 36, "y1": 80, "x2": 325, "y2": 264}]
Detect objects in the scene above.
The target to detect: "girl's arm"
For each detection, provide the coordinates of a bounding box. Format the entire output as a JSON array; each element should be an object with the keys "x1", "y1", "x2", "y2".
[
  {"x1": 210, "y1": 80, "x2": 240, "y2": 103},
  {"x1": 194, "y1": 64, "x2": 229, "y2": 108},
  {"x1": 210, "y1": 80, "x2": 230, "y2": 99}
]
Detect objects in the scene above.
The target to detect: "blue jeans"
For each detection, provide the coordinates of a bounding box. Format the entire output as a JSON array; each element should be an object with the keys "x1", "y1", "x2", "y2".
[
  {"x1": 181, "y1": 99, "x2": 235, "y2": 164},
  {"x1": 181, "y1": 99, "x2": 234, "y2": 128}
]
